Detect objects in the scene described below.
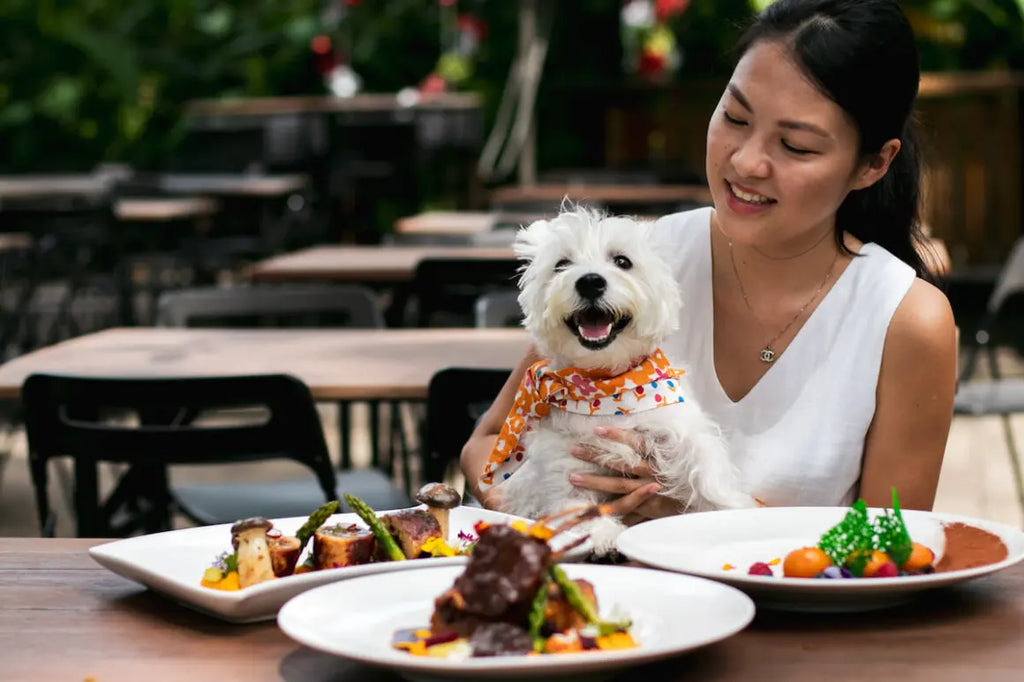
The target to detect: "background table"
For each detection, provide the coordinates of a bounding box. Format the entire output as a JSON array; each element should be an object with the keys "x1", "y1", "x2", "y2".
[
  {"x1": 247, "y1": 245, "x2": 517, "y2": 284},
  {"x1": 0, "y1": 327, "x2": 528, "y2": 401},
  {"x1": 3, "y1": 537, "x2": 1022, "y2": 682}
]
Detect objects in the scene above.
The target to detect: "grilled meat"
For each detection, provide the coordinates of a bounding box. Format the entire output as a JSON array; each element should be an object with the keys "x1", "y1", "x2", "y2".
[{"x1": 381, "y1": 509, "x2": 442, "y2": 558}]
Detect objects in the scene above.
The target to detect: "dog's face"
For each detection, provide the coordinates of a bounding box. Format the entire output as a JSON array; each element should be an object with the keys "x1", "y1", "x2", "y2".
[{"x1": 514, "y1": 208, "x2": 681, "y2": 372}]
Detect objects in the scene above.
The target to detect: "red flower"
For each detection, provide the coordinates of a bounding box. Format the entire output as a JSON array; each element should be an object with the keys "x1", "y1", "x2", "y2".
[
  {"x1": 655, "y1": 0, "x2": 689, "y2": 22},
  {"x1": 638, "y1": 50, "x2": 666, "y2": 77}
]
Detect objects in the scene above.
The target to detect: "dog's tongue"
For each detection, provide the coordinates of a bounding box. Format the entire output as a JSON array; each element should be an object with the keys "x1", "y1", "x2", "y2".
[{"x1": 579, "y1": 323, "x2": 612, "y2": 341}]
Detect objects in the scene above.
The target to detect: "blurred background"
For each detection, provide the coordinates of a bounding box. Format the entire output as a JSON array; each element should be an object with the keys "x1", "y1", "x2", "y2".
[{"x1": 4, "y1": 0, "x2": 1024, "y2": 536}]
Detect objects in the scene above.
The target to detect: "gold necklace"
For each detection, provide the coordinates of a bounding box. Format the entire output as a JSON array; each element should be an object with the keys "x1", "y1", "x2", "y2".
[
  {"x1": 728, "y1": 242, "x2": 841, "y2": 363},
  {"x1": 751, "y1": 228, "x2": 831, "y2": 261}
]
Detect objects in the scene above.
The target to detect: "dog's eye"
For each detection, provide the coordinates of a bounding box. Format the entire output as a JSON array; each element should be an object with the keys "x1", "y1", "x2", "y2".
[
  {"x1": 554, "y1": 258, "x2": 572, "y2": 272},
  {"x1": 613, "y1": 255, "x2": 633, "y2": 270}
]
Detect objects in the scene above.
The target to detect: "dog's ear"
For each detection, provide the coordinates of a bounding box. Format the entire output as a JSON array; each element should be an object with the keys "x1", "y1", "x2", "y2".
[{"x1": 513, "y1": 218, "x2": 549, "y2": 263}]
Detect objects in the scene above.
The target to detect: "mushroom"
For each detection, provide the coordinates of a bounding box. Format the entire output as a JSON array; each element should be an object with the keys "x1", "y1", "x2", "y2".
[
  {"x1": 414, "y1": 482, "x2": 462, "y2": 541},
  {"x1": 230, "y1": 517, "x2": 276, "y2": 588}
]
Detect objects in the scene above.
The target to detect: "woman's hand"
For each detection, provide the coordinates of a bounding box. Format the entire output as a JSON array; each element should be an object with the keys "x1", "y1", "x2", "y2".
[{"x1": 569, "y1": 425, "x2": 684, "y2": 524}]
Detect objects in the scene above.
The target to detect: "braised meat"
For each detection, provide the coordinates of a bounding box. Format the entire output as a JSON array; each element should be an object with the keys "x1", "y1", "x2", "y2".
[
  {"x1": 431, "y1": 523, "x2": 552, "y2": 636},
  {"x1": 267, "y1": 533, "x2": 302, "y2": 577}
]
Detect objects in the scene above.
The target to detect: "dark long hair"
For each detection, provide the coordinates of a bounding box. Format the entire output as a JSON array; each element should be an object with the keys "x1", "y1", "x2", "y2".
[{"x1": 736, "y1": 0, "x2": 932, "y2": 280}]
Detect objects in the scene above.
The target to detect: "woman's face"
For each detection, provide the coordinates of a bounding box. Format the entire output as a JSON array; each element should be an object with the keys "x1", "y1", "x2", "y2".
[{"x1": 706, "y1": 39, "x2": 873, "y2": 250}]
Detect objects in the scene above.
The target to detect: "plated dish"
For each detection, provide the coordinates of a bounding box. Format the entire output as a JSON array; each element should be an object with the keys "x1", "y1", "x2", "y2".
[
  {"x1": 616, "y1": 504, "x2": 1024, "y2": 612},
  {"x1": 278, "y1": 507, "x2": 754, "y2": 680},
  {"x1": 89, "y1": 504, "x2": 559, "y2": 623}
]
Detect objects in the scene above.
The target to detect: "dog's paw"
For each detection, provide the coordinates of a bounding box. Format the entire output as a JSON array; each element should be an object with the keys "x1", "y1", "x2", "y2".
[{"x1": 580, "y1": 515, "x2": 627, "y2": 557}]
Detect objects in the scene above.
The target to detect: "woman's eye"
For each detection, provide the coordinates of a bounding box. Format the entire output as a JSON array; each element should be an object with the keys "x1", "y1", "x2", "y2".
[
  {"x1": 554, "y1": 258, "x2": 571, "y2": 271},
  {"x1": 782, "y1": 140, "x2": 814, "y2": 155},
  {"x1": 723, "y1": 110, "x2": 747, "y2": 126},
  {"x1": 613, "y1": 255, "x2": 632, "y2": 270}
]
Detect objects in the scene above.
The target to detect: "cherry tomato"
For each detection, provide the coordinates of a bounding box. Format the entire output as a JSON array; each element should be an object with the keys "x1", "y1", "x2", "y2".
[
  {"x1": 782, "y1": 547, "x2": 833, "y2": 578},
  {"x1": 856, "y1": 550, "x2": 896, "y2": 578},
  {"x1": 901, "y1": 542, "x2": 935, "y2": 573}
]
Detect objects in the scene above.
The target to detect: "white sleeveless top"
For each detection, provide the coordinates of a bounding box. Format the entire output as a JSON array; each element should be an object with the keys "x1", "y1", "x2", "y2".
[{"x1": 653, "y1": 207, "x2": 916, "y2": 506}]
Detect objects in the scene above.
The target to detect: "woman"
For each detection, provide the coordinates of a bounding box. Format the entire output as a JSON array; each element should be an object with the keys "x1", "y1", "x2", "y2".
[{"x1": 461, "y1": 0, "x2": 957, "y2": 519}]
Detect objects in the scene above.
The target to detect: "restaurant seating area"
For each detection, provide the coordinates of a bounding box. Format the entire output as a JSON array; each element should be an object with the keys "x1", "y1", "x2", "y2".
[{"x1": 3, "y1": 3, "x2": 1024, "y2": 679}]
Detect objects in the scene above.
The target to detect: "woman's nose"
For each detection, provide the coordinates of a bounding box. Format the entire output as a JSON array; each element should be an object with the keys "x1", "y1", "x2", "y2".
[{"x1": 731, "y1": 138, "x2": 770, "y2": 178}]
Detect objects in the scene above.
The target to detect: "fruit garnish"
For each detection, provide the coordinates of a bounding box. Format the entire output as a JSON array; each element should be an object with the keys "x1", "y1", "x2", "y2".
[
  {"x1": 902, "y1": 542, "x2": 936, "y2": 573},
  {"x1": 747, "y1": 562, "x2": 773, "y2": 576},
  {"x1": 782, "y1": 547, "x2": 833, "y2": 578}
]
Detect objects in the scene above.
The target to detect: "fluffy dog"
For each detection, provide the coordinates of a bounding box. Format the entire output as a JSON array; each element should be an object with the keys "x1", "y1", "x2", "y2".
[{"x1": 482, "y1": 207, "x2": 754, "y2": 553}]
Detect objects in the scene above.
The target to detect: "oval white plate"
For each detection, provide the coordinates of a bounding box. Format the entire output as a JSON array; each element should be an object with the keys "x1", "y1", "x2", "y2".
[
  {"x1": 89, "y1": 506, "x2": 577, "y2": 623},
  {"x1": 616, "y1": 507, "x2": 1024, "y2": 612},
  {"x1": 277, "y1": 563, "x2": 755, "y2": 681}
]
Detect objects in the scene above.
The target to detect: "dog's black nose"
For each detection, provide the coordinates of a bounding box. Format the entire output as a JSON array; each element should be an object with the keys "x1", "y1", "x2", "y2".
[{"x1": 575, "y1": 273, "x2": 607, "y2": 300}]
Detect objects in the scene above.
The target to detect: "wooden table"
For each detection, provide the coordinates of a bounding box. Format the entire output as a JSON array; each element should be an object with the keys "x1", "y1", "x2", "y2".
[
  {"x1": 156, "y1": 173, "x2": 309, "y2": 198},
  {"x1": 394, "y1": 211, "x2": 541, "y2": 237},
  {"x1": 115, "y1": 197, "x2": 220, "y2": 222},
  {"x1": 0, "y1": 327, "x2": 528, "y2": 401},
  {"x1": 0, "y1": 174, "x2": 114, "y2": 198},
  {"x1": 490, "y1": 183, "x2": 713, "y2": 208},
  {"x1": 247, "y1": 245, "x2": 517, "y2": 283},
  {"x1": 4, "y1": 537, "x2": 1023, "y2": 682}
]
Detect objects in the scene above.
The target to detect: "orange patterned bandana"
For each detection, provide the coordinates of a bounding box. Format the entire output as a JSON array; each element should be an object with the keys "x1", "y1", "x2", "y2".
[{"x1": 479, "y1": 349, "x2": 685, "y2": 490}]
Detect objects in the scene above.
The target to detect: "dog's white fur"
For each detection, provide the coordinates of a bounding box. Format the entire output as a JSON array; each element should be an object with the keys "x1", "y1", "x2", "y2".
[{"x1": 492, "y1": 207, "x2": 754, "y2": 553}]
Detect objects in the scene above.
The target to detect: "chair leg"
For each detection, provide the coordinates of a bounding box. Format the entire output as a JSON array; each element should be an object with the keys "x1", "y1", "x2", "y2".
[
  {"x1": 28, "y1": 454, "x2": 55, "y2": 538},
  {"x1": 1000, "y1": 414, "x2": 1024, "y2": 514},
  {"x1": 338, "y1": 401, "x2": 351, "y2": 470},
  {"x1": 73, "y1": 458, "x2": 101, "y2": 537}
]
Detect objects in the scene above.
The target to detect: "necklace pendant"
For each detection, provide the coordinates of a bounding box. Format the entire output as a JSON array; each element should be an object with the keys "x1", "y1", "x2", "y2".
[{"x1": 759, "y1": 346, "x2": 776, "y2": 363}]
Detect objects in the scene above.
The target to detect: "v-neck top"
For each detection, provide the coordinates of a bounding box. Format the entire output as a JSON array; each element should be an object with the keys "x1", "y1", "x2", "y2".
[{"x1": 652, "y1": 207, "x2": 916, "y2": 506}]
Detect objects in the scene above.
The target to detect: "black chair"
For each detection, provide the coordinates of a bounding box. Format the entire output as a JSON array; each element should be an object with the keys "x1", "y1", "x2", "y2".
[
  {"x1": 408, "y1": 257, "x2": 522, "y2": 327},
  {"x1": 954, "y1": 237, "x2": 1024, "y2": 513},
  {"x1": 24, "y1": 373, "x2": 342, "y2": 536},
  {"x1": 0, "y1": 190, "x2": 127, "y2": 350},
  {"x1": 421, "y1": 367, "x2": 512, "y2": 490},
  {"x1": 156, "y1": 283, "x2": 385, "y2": 329},
  {"x1": 474, "y1": 289, "x2": 523, "y2": 328},
  {"x1": 155, "y1": 283, "x2": 409, "y2": 493}
]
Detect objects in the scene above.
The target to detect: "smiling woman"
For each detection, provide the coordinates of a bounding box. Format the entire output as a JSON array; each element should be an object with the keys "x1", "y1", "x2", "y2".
[{"x1": 461, "y1": 0, "x2": 957, "y2": 526}]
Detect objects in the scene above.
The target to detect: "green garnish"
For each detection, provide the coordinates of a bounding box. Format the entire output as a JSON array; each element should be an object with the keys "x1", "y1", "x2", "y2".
[
  {"x1": 549, "y1": 565, "x2": 630, "y2": 637},
  {"x1": 528, "y1": 573, "x2": 551, "y2": 652},
  {"x1": 295, "y1": 500, "x2": 340, "y2": 554},
  {"x1": 874, "y1": 489, "x2": 913, "y2": 567},
  {"x1": 818, "y1": 499, "x2": 874, "y2": 567},
  {"x1": 343, "y1": 493, "x2": 406, "y2": 561},
  {"x1": 818, "y1": 488, "x2": 913, "y2": 573}
]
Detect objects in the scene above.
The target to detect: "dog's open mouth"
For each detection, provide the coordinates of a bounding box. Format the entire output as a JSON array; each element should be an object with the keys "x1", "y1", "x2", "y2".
[{"x1": 564, "y1": 308, "x2": 631, "y2": 350}]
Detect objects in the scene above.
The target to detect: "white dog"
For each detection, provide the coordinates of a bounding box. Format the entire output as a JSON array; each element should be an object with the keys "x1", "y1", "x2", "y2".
[{"x1": 482, "y1": 207, "x2": 754, "y2": 554}]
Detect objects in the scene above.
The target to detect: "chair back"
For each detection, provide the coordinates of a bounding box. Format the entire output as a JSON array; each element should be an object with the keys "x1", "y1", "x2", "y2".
[
  {"x1": 156, "y1": 283, "x2": 384, "y2": 328},
  {"x1": 474, "y1": 289, "x2": 523, "y2": 328},
  {"x1": 22, "y1": 373, "x2": 336, "y2": 537},
  {"x1": 422, "y1": 367, "x2": 511, "y2": 484},
  {"x1": 961, "y1": 237, "x2": 1024, "y2": 381},
  {"x1": 410, "y1": 257, "x2": 521, "y2": 327}
]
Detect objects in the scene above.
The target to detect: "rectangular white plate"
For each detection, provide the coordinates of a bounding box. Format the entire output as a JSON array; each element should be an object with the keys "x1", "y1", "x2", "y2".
[{"x1": 89, "y1": 506, "x2": 543, "y2": 623}]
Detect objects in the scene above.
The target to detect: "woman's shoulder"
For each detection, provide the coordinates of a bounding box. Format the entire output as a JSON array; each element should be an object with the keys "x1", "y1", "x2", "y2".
[
  {"x1": 648, "y1": 205, "x2": 713, "y2": 252},
  {"x1": 885, "y1": 277, "x2": 957, "y2": 364}
]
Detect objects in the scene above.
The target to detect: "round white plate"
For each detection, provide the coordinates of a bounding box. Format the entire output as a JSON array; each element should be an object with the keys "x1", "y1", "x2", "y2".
[
  {"x1": 277, "y1": 563, "x2": 755, "y2": 681},
  {"x1": 616, "y1": 507, "x2": 1024, "y2": 613}
]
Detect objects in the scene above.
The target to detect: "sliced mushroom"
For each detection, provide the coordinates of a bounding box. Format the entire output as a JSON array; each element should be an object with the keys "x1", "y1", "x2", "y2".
[
  {"x1": 230, "y1": 517, "x2": 276, "y2": 588},
  {"x1": 414, "y1": 482, "x2": 461, "y2": 541}
]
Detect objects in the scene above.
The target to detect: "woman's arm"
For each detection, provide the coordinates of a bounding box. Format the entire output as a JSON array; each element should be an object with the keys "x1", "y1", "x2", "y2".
[
  {"x1": 859, "y1": 279, "x2": 957, "y2": 510},
  {"x1": 460, "y1": 346, "x2": 541, "y2": 507}
]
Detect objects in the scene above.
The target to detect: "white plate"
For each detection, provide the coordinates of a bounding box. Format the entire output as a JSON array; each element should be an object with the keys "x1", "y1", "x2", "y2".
[
  {"x1": 277, "y1": 563, "x2": 755, "y2": 682},
  {"x1": 89, "y1": 506, "x2": 570, "y2": 623},
  {"x1": 616, "y1": 507, "x2": 1024, "y2": 613}
]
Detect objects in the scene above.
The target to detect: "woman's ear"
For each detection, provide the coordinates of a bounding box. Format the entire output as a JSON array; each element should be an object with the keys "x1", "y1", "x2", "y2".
[{"x1": 850, "y1": 138, "x2": 902, "y2": 191}]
